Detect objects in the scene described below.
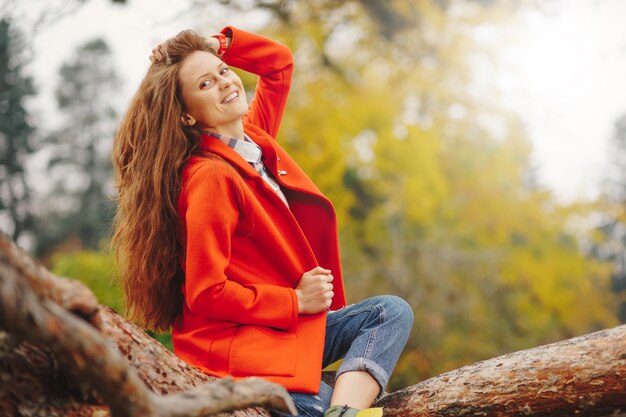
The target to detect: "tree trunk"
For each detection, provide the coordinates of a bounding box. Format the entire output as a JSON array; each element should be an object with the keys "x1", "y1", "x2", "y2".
[
  {"x1": 1, "y1": 232, "x2": 626, "y2": 416},
  {"x1": 376, "y1": 325, "x2": 626, "y2": 416}
]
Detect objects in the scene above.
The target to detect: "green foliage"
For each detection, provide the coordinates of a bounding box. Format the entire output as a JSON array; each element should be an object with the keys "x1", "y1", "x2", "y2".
[
  {"x1": 51, "y1": 250, "x2": 122, "y2": 313},
  {"x1": 50, "y1": 250, "x2": 174, "y2": 351},
  {"x1": 147, "y1": 330, "x2": 173, "y2": 351}
]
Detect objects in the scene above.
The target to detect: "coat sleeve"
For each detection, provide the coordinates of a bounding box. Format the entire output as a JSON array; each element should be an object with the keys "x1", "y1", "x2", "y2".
[
  {"x1": 220, "y1": 26, "x2": 293, "y2": 139},
  {"x1": 181, "y1": 162, "x2": 299, "y2": 330}
]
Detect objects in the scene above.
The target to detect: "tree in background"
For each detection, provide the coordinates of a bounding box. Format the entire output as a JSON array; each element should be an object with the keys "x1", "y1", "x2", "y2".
[
  {"x1": 590, "y1": 113, "x2": 626, "y2": 323},
  {"x1": 0, "y1": 19, "x2": 36, "y2": 247},
  {"x1": 37, "y1": 38, "x2": 120, "y2": 255},
  {"x1": 608, "y1": 115, "x2": 626, "y2": 321}
]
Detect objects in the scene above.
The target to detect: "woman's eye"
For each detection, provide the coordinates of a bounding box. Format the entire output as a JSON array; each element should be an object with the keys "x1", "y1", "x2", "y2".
[
  {"x1": 220, "y1": 67, "x2": 229, "y2": 75},
  {"x1": 200, "y1": 80, "x2": 212, "y2": 88}
]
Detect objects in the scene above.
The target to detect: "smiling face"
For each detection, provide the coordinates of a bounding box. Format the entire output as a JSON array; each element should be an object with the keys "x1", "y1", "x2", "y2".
[{"x1": 178, "y1": 50, "x2": 248, "y2": 136}]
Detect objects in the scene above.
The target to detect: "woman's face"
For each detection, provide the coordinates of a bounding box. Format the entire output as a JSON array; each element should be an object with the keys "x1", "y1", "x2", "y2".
[{"x1": 178, "y1": 50, "x2": 248, "y2": 132}]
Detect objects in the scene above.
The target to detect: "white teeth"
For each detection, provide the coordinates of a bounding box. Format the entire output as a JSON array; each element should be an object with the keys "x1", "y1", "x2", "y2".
[{"x1": 222, "y1": 91, "x2": 238, "y2": 104}]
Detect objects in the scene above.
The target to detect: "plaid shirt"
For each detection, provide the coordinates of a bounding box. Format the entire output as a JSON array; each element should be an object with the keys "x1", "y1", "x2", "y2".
[{"x1": 205, "y1": 131, "x2": 289, "y2": 207}]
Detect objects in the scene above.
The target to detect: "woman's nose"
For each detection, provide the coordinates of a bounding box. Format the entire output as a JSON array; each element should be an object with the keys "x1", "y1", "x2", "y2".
[{"x1": 219, "y1": 76, "x2": 232, "y2": 88}]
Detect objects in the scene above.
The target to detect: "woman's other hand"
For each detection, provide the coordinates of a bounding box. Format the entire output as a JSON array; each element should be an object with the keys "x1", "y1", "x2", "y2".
[
  {"x1": 207, "y1": 36, "x2": 221, "y2": 55},
  {"x1": 149, "y1": 36, "x2": 227, "y2": 63},
  {"x1": 295, "y1": 266, "x2": 334, "y2": 314},
  {"x1": 149, "y1": 41, "x2": 168, "y2": 63}
]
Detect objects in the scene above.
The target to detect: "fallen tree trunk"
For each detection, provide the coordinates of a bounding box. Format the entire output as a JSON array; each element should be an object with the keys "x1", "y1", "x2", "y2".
[
  {"x1": 377, "y1": 325, "x2": 626, "y2": 416},
  {"x1": 1, "y1": 232, "x2": 626, "y2": 416}
]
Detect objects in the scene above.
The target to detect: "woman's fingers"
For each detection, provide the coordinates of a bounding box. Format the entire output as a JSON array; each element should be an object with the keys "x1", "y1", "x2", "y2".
[
  {"x1": 149, "y1": 43, "x2": 167, "y2": 63},
  {"x1": 311, "y1": 266, "x2": 331, "y2": 274},
  {"x1": 313, "y1": 275, "x2": 333, "y2": 292},
  {"x1": 296, "y1": 266, "x2": 335, "y2": 314}
]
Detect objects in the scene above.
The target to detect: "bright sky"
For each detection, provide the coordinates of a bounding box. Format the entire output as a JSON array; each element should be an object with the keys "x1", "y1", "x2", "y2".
[
  {"x1": 487, "y1": 0, "x2": 626, "y2": 201},
  {"x1": 15, "y1": 0, "x2": 626, "y2": 203}
]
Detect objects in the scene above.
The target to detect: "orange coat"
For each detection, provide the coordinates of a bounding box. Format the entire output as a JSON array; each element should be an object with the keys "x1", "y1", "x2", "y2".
[{"x1": 172, "y1": 26, "x2": 347, "y2": 394}]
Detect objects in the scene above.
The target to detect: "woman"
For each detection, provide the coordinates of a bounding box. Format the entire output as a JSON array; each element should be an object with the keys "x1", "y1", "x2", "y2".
[{"x1": 112, "y1": 26, "x2": 413, "y2": 417}]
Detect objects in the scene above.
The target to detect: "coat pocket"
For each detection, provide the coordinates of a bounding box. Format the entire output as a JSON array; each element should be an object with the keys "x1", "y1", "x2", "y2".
[{"x1": 228, "y1": 325, "x2": 297, "y2": 377}]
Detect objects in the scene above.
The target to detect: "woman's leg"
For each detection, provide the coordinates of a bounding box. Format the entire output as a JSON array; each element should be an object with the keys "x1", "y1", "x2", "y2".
[
  {"x1": 274, "y1": 295, "x2": 413, "y2": 417},
  {"x1": 330, "y1": 372, "x2": 379, "y2": 409},
  {"x1": 322, "y1": 295, "x2": 414, "y2": 409}
]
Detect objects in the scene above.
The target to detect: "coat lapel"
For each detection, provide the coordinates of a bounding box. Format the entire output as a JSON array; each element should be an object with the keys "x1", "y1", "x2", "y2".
[
  {"x1": 200, "y1": 129, "x2": 333, "y2": 209},
  {"x1": 245, "y1": 125, "x2": 330, "y2": 204}
]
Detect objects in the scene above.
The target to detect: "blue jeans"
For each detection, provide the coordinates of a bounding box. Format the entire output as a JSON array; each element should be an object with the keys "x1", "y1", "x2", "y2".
[{"x1": 271, "y1": 295, "x2": 414, "y2": 417}]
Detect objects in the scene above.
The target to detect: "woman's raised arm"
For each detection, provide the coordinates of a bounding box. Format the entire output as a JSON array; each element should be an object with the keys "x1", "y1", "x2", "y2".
[{"x1": 220, "y1": 26, "x2": 293, "y2": 139}]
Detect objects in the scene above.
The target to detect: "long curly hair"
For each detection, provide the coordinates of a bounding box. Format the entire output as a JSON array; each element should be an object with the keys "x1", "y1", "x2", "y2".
[{"x1": 111, "y1": 30, "x2": 215, "y2": 331}]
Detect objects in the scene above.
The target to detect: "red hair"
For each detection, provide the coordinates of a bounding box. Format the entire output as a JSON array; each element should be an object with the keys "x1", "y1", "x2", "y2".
[{"x1": 111, "y1": 30, "x2": 215, "y2": 331}]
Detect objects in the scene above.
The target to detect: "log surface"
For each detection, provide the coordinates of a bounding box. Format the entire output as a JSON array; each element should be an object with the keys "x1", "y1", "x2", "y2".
[
  {"x1": 2, "y1": 231, "x2": 626, "y2": 416},
  {"x1": 377, "y1": 325, "x2": 626, "y2": 416}
]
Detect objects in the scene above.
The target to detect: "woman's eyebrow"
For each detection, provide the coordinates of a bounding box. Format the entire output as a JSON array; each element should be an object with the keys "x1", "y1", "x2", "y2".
[
  {"x1": 195, "y1": 63, "x2": 225, "y2": 83},
  {"x1": 195, "y1": 72, "x2": 212, "y2": 83}
]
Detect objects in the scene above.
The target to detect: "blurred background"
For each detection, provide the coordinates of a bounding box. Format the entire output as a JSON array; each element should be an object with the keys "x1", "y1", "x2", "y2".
[{"x1": 2, "y1": 0, "x2": 626, "y2": 391}]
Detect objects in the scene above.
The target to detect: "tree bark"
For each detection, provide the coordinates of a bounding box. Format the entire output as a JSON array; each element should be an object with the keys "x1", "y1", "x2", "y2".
[
  {"x1": 1, "y1": 231, "x2": 626, "y2": 416},
  {"x1": 376, "y1": 325, "x2": 626, "y2": 416}
]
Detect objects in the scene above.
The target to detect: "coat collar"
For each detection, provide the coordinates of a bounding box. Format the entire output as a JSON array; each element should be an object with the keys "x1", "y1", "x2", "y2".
[
  {"x1": 198, "y1": 133, "x2": 259, "y2": 179},
  {"x1": 198, "y1": 126, "x2": 280, "y2": 179},
  {"x1": 244, "y1": 124, "x2": 279, "y2": 175},
  {"x1": 197, "y1": 127, "x2": 330, "y2": 205}
]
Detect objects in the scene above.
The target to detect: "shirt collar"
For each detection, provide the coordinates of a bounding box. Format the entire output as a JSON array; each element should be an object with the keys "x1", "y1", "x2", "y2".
[{"x1": 204, "y1": 131, "x2": 262, "y2": 164}]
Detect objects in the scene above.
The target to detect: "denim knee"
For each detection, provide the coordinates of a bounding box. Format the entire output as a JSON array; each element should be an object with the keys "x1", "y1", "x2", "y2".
[{"x1": 378, "y1": 295, "x2": 414, "y2": 331}]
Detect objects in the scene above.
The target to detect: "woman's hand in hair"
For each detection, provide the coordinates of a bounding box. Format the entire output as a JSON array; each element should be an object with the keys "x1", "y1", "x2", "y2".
[
  {"x1": 207, "y1": 37, "x2": 221, "y2": 55},
  {"x1": 149, "y1": 41, "x2": 168, "y2": 63},
  {"x1": 208, "y1": 34, "x2": 232, "y2": 56},
  {"x1": 295, "y1": 266, "x2": 334, "y2": 315},
  {"x1": 149, "y1": 34, "x2": 230, "y2": 63}
]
